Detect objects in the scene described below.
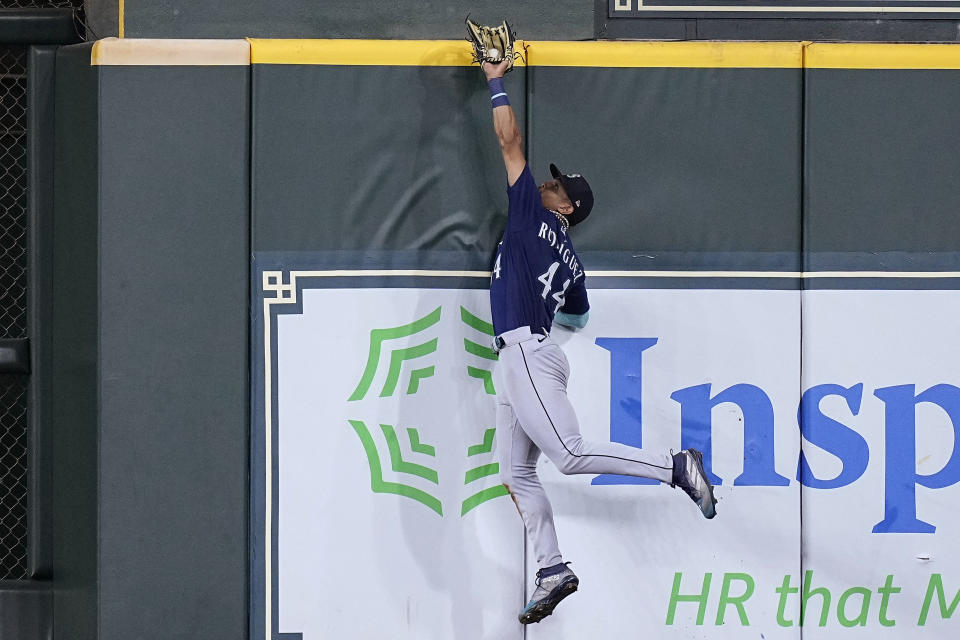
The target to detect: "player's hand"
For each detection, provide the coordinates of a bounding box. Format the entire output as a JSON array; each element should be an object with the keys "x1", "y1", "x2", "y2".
[{"x1": 482, "y1": 60, "x2": 510, "y2": 80}]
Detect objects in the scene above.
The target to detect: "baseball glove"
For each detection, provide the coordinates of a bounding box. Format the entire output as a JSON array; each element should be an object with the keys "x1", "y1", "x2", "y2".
[{"x1": 465, "y1": 18, "x2": 518, "y2": 72}]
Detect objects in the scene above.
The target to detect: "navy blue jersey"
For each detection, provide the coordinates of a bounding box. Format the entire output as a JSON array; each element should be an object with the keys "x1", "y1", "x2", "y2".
[{"x1": 490, "y1": 165, "x2": 589, "y2": 336}]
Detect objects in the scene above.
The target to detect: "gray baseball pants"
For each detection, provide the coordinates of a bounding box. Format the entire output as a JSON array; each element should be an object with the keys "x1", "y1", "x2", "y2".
[{"x1": 494, "y1": 327, "x2": 674, "y2": 567}]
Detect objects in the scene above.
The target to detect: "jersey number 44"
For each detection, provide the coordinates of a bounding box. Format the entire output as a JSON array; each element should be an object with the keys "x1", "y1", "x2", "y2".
[{"x1": 493, "y1": 253, "x2": 570, "y2": 314}]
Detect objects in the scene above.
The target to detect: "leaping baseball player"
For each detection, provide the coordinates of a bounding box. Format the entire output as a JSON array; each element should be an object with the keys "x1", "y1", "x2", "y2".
[{"x1": 479, "y1": 58, "x2": 718, "y2": 625}]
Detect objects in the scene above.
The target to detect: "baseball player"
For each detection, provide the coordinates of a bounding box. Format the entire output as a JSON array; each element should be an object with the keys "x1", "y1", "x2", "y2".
[{"x1": 480, "y1": 60, "x2": 718, "y2": 625}]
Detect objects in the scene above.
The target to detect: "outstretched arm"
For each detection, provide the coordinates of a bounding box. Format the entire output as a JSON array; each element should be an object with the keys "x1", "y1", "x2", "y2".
[{"x1": 482, "y1": 61, "x2": 525, "y2": 187}]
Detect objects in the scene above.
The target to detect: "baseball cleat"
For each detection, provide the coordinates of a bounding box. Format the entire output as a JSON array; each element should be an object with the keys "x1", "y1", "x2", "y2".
[
  {"x1": 519, "y1": 563, "x2": 579, "y2": 624},
  {"x1": 672, "y1": 449, "x2": 717, "y2": 519}
]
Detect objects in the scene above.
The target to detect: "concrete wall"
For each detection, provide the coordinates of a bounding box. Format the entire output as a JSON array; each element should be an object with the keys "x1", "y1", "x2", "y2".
[{"x1": 83, "y1": 0, "x2": 960, "y2": 42}]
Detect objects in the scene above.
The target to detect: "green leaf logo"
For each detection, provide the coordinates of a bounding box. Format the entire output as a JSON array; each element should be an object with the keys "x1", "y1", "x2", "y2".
[
  {"x1": 349, "y1": 307, "x2": 442, "y2": 401},
  {"x1": 461, "y1": 306, "x2": 497, "y2": 395},
  {"x1": 461, "y1": 428, "x2": 509, "y2": 516},
  {"x1": 346, "y1": 304, "x2": 509, "y2": 517},
  {"x1": 348, "y1": 420, "x2": 442, "y2": 516}
]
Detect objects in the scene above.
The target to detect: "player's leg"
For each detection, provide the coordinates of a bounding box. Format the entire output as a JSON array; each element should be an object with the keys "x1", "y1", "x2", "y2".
[
  {"x1": 502, "y1": 338, "x2": 673, "y2": 482},
  {"x1": 496, "y1": 396, "x2": 579, "y2": 624},
  {"x1": 501, "y1": 337, "x2": 716, "y2": 517},
  {"x1": 496, "y1": 398, "x2": 562, "y2": 567}
]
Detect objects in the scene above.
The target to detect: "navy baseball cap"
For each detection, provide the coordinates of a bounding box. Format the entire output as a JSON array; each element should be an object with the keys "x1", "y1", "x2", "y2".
[{"x1": 550, "y1": 163, "x2": 594, "y2": 226}]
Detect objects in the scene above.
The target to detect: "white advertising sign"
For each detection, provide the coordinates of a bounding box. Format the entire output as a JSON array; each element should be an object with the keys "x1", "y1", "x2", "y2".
[
  {"x1": 799, "y1": 290, "x2": 960, "y2": 639},
  {"x1": 255, "y1": 280, "x2": 960, "y2": 639}
]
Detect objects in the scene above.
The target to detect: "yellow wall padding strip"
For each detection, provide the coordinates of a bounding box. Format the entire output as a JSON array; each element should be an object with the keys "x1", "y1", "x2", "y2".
[
  {"x1": 91, "y1": 38, "x2": 250, "y2": 66},
  {"x1": 805, "y1": 43, "x2": 960, "y2": 69},
  {"x1": 94, "y1": 38, "x2": 960, "y2": 70},
  {"x1": 526, "y1": 40, "x2": 802, "y2": 68},
  {"x1": 250, "y1": 38, "x2": 798, "y2": 68},
  {"x1": 248, "y1": 39, "x2": 527, "y2": 66}
]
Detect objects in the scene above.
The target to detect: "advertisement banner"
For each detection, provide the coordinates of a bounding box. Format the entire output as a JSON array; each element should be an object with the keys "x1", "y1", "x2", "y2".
[
  {"x1": 253, "y1": 274, "x2": 959, "y2": 639},
  {"x1": 799, "y1": 290, "x2": 960, "y2": 639}
]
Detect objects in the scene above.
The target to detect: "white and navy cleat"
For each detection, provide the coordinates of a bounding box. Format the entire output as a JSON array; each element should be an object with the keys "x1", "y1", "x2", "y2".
[
  {"x1": 672, "y1": 449, "x2": 718, "y2": 519},
  {"x1": 519, "y1": 562, "x2": 579, "y2": 624}
]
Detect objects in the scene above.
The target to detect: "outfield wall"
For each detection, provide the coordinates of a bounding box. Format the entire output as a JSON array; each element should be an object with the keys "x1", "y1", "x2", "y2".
[
  {"x1": 52, "y1": 40, "x2": 250, "y2": 640},
  {"x1": 52, "y1": 39, "x2": 960, "y2": 639},
  {"x1": 85, "y1": 0, "x2": 960, "y2": 43}
]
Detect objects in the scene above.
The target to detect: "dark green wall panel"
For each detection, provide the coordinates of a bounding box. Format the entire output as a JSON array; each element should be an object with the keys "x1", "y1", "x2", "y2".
[
  {"x1": 27, "y1": 45, "x2": 57, "y2": 581},
  {"x1": 95, "y1": 65, "x2": 250, "y2": 640},
  {"x1": 805, "y1": 68, "x2": 960, "y2": 270},
  {"x1": 0, "y1": 9, "x2": 77, "y2": 45},
  {"x1": 527, "y1": 67, "x2": 803, "y2": 270},
  {"x1": 53, "y1": 56, "x2": 250, "y2": 640},
  {"x1": 87, "y1": 0, "x2": 960, "y2": 43},
  {"x1": 252, "y1": 64, "x2": 526, "y2": 268},
  {"x1": 252, "y1": 64, "x2": 804, "y2": 271},
  {"x1": 117, "y1": 0, "x2": 592, "y2": 40},
  {"x1": 52, "y1": 41, "x2": 99, "y2": 640}
]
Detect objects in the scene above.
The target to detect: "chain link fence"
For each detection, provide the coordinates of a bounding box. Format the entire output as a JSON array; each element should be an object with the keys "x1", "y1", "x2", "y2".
[
  {"x1": 0, "y1": 375, "x2": 27, "y2": 579},
  {"x1": 0, "y1": 43, "x2": 28, "y2": 580}
]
